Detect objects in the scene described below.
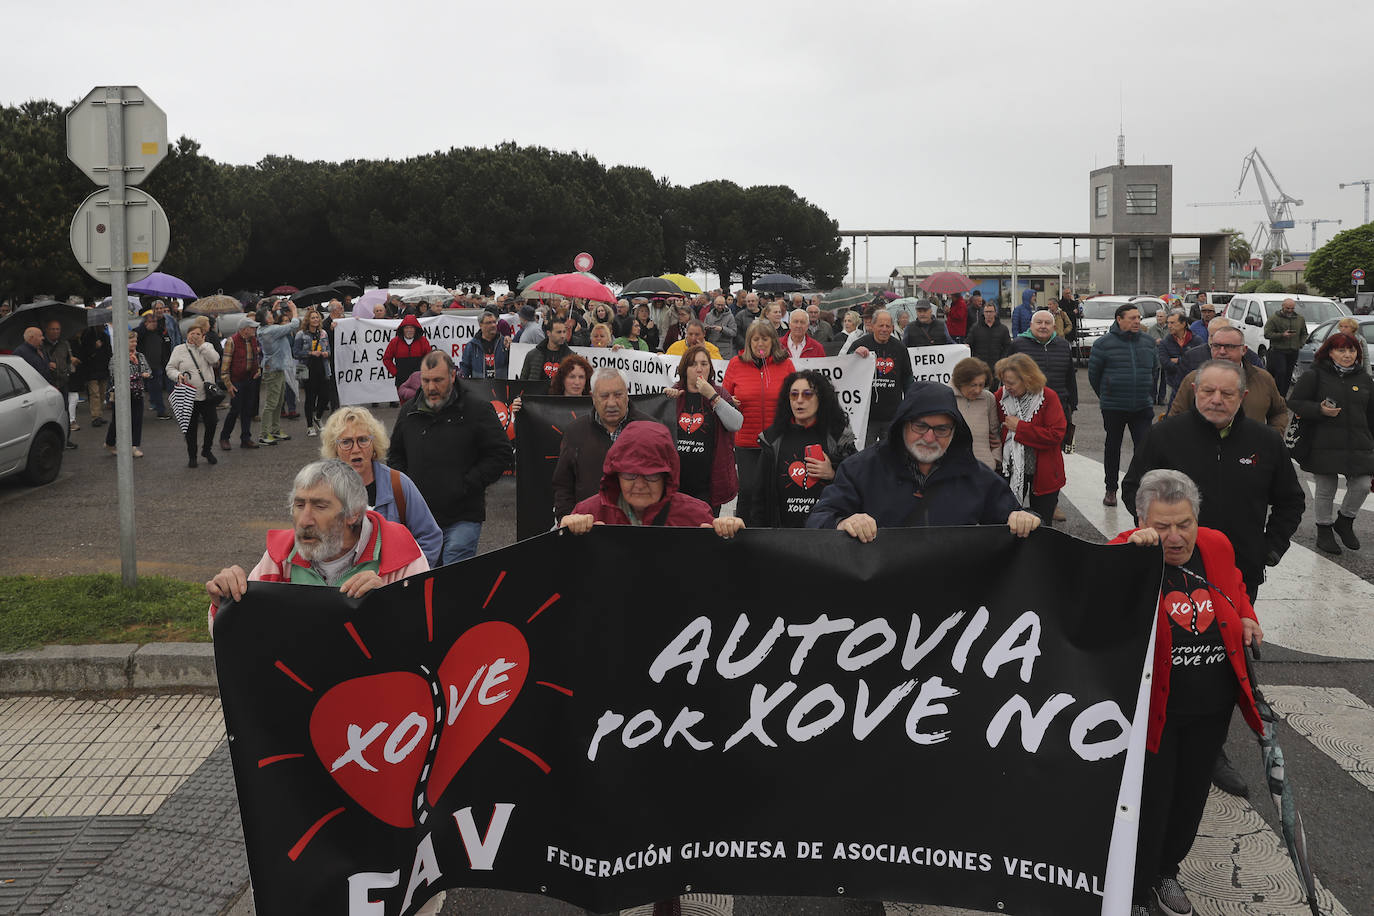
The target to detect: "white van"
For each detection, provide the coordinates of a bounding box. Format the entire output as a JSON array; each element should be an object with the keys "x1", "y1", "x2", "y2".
[{"x1": 1222, "y1": 294, "x2": 1350, "y2": 359}]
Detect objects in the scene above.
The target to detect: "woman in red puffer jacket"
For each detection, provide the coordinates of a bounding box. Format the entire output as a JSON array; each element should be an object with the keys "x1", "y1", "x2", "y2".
[
  {"x1": 382, "y1": 315, "x2": 433, "y2": 394},
  {"x1": 722, "y1": 319, "x2": 794, "y2": 521}
]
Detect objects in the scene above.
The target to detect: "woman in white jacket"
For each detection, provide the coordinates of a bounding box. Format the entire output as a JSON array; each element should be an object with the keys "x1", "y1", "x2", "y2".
[{"x1": 166, "y1": 320, "x2": 222, "y2": 468}]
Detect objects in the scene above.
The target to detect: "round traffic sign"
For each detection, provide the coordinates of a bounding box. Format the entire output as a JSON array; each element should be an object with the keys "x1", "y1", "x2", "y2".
[
  {"x1": 573, "y1": 252, "x2": 594, "y2": 272},
  {"x1": 70, "y1": 187, "x2": 170, "y2": 283},
  {"x1": 1352, "y1": 268, "x2": 1365, "y2": 281}
]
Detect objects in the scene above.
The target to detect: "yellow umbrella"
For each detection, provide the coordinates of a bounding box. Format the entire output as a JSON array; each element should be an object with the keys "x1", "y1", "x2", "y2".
[{"x1": 660, "y1": 273, "x2": 702, "y2": 294}]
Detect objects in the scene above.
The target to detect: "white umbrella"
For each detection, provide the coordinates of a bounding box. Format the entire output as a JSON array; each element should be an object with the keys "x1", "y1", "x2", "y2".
[{"x1": 400, "y1": 284, "x2": 450, "y2": 304}]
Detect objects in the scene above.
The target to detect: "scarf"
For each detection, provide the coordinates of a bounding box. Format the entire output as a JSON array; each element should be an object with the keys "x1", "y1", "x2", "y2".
[{"x1": 999, "y1": 389, "x2": 1044, "y2": 505}]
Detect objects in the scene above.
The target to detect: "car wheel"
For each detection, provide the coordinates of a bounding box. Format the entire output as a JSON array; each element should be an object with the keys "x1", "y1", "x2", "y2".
[{"x1": 21, "y1": 426, "x2": 64, "y2": 485}]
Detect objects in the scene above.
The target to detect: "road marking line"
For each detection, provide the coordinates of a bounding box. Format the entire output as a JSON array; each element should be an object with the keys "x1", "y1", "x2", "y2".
[
  {"x1": 1296, "y1": 472, "x2": 1373, "y2": 515},
  {"x1": 1264, "y1": 686, "x2": 1374, "y2": 795},
  {"x1": 1061, "y1": 452, "x2": 1374, "y2": 661}
]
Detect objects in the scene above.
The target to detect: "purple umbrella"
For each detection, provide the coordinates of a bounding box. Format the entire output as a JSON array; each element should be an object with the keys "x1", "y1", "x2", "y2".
[{"x1": 127, "y1": 272, "x2": 197, "y2": 299}]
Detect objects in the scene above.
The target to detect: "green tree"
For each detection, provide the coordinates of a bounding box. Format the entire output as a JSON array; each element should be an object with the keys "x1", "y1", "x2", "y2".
[
  {"x1": 1304, "y1": 223, "x2": 1374, "y2": 297},
  {"x1": 0, "y1": 100, "x2": 99, "y2": 303},
  {"x1": 1256, "y1": 280, "x2": 1286, "y2": 293},
  {"x1": 141, "y1": 137, "x2": 251, "y2": 295},
  {"x1": 1219, "y1": 228, "x2": 1251, "y2": 270}
]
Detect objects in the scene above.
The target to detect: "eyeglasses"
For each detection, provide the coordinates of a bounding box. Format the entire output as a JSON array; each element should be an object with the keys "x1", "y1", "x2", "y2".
[
  {"x1": 618, "y1": 472, "x2": 665, "y2": 483},
  {"x1": 336, "y1": 436, "x2": 372, "y2": 450},
  {"x1": 1208, "y1": 342, "x2": 1244, "y2": 351},
  {"x1": 907, "y1": 420, "x2": 955, "y2": 438},
  {"x1": 789, "y1": 389, "x2": 816, "y2": 400}
]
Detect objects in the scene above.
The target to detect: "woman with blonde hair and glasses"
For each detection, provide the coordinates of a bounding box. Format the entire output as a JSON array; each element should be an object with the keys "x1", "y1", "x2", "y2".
[
  {"x1": 320, "y1": 405, "x2": 443, "y2": 566},
  {"x1": 994, "y1": 352, "x2": 1067, "y2": 525}
]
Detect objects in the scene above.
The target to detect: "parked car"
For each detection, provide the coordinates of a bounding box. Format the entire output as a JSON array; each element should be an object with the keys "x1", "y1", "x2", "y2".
[
  {"x1": 0, "y1": 355, "x2": 68, "y2": 485},
  {"x1": 1222, "y1": 294, "x2": 1350, "y2": 360},
  {"x1": 1073, "y1": 295, "x2": 1167, "y2": 359},
  {"x1": 1294, "y1": 314, "x2": 1374, "y2": 380}
]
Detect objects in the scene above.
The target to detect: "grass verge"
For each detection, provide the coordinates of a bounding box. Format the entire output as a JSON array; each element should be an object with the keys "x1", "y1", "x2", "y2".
[{"x1": 0, "y1": 574, "x2": 210, "y2": 652}]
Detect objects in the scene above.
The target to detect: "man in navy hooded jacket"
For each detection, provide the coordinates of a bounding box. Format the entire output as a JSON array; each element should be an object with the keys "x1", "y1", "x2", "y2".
[
  {"x1": 1011, "y1": 288, "x2": 1038, "y2": 337},
  {"x1": 807, "y1": 383, "x2": 1041, "y2": 541}
]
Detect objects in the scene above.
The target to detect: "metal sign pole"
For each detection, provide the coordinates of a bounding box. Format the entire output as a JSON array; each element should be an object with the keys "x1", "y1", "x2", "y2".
[{"x1": 104, "y1": 87, "x2": 138, "y2": 587}]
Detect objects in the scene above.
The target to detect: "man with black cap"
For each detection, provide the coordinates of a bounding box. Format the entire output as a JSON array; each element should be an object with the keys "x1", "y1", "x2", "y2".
[
  {"x1": 901, "y1": 300, "x2": 953, "y2": 348},
  {"x1": 514, "y1": 305, "x2": 544, "y2": 346},
  {"x1": 808, "y1": 383, "x2": 1040, "y2": 539}
]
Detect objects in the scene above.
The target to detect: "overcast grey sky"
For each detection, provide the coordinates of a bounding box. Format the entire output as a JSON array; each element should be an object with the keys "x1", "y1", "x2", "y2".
[{"x1": 6, "y1": 0, "x2": 1372, "y2": 284}]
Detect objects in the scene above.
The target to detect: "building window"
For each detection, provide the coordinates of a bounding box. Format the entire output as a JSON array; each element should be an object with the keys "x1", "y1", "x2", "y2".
[
  {"x1": 1128, "y1": 240, "x2": 1154, "y2": 259},
  {"x1": 1095, "y1": 186, "x2": 1108, "y2": 218},
  {"x1": 1096, "y1": 239, "x2": 1109, "y2": 260},
  {"x1": 1126, "y1": 184, "x2": 1157, "y2": 215}
]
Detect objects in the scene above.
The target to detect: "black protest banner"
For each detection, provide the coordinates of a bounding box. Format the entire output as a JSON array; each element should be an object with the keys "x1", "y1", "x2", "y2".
[
  {"x1": 215, "y1": 527, "x2": 1159, "y2": 916},
  {"x1": 457, "y1": 378, "x2": 547, "y2": 452},
  {"x1": 512, "y1": 394, "x2": 675, "y2": 540}
]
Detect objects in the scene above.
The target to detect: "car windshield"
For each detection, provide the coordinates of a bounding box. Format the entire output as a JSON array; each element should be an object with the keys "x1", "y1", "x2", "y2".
[
  {"x1": 1082, "y1": 301, "x2": 1130, "y2": 320},
  {"x1": 1291, "y1": 300, "x2": 1348, "y2": 324}
]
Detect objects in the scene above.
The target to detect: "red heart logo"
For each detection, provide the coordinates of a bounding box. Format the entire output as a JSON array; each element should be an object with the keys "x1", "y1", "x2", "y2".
[
  {"x1": 875, "y1": 357, "x2": 894, "y2": 375},
  {"x1": 1164, "y1": 588, "x2": 1214, "y2": 634},
  {"x1": 308, "y1": 621, "x2": 529, "y2": 828},
  {"x1": 309, "y1": 671, "x2": 434, "y2": 828},
  {"x1": 543, "y1": 361, "x2": 558, "y2": 379},
  {"x1": 427, "y1": 621, "x2": 528, "y2": 806},
  {"x1": 787, "y1": 461, "x2": 814, "y2": 489},
  {"x1": 490, "y1": 400, "x2": 516, "y2": 441},
  {"x1": 678, "y1": 412, "x2": 704, "y2": 434}
]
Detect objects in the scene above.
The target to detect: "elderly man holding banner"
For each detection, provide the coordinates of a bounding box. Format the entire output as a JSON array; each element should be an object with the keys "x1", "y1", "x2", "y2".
[{"x1": 1111, "y1": 469, "x2": 1265, "y2": 916}]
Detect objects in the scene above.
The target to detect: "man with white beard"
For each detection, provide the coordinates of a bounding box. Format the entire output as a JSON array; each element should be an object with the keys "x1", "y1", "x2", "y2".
[
  {"x1": 807, "y1": 383, "x2": 1040, "y2": 540},
  {"x1": 204, "y1": 458, "x2": 429, "y2": 631}
]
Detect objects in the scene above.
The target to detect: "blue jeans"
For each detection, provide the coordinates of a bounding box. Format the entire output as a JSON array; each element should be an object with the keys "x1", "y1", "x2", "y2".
[{"x1": 440, "y1": 521, "x2": 482, "y2": 565}]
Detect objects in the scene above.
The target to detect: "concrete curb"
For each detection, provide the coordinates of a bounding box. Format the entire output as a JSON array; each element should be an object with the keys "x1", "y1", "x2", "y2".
[{"x1": 0, "y1": 642, "x2": 217, "y2": 694}]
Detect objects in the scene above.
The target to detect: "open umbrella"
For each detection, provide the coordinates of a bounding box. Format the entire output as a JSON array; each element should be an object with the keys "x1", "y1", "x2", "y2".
[
  {"x1": 354, "y1": 289, "x2": 390, "y2": 317},
  {"x1": 528, "y1": 272, "x2": 616, "y2": 304},
  {"x1": 753, "y1": 273, "x2": 806, "y2": 294},
  {"x1": 660, "y1": 273, "x2": 702, "y2": 294},
  {"x1": 822, "y1": 287, "x2": 873, "y2": 310},
  {"x1": 621, "y1": 276, "x2": 682, "y2": 298},
  {"x1": 331, "y1": 279, "x2": 362, "y2": 298},
  {"x1": 1246, "y1": 648, "x2": 1321, "y2": 916},
  {"x1": 127, "y1": 271, "x2": 197, "y2": 299},
  {"x1": 269, "y1": 285, "x2": 299, "y2": 296},
  {"x1": 187, "y1": 295, "x2": 243, "y2": 317},
  {"x1": 291, "y1": 285, "x2": 343, "y2": 308},
  {"x1": 919, "y1": 271, "x2": 978, "y2": 295},
  {"x1": 401, "y1": 284, "x2": 450, "y2": 304},
  {"x1": 99, "y1": 294, "x2": 143, "y2": 317},
  {"x1": 516, "y1": 271, "x2": 552, "y2": 291},
  {"x1": 0, "y1": 301, "x2": 89, "y2": 349}
]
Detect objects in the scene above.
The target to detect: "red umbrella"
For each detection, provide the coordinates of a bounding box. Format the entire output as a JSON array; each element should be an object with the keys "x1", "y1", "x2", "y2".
[
  {"x1": 919, "y1": 271, "x2": 978, "y2": 295},
  {"x1": 269, "y1": 284, "x2": 299, "y2": 296},
  {"x1": 528, "y1": 272, "x2": 617, "y2": 304}
]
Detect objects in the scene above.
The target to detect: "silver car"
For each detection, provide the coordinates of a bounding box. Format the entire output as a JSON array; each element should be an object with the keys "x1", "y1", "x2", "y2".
[
  {"x1": 1294, "y1": 315, "x2": 1374, "y2": 382},
  {"x1": 0, "y1": 355, "x2": 68, "y2": 485}
]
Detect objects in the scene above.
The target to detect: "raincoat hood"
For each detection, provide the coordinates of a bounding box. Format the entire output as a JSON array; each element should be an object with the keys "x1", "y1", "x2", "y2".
[
  {"x1": 598, "y1": 421, "x2": 681, "y2": 507},
  {"x1": 884, "y1": 382, "x2": 975, "y2": 464},
  {"x1": 397, "y1": 314, "x2": 424, "y2": 337},
  {"x1": 1021, "y1": 289, "x2": 1035, "y2": 307}
]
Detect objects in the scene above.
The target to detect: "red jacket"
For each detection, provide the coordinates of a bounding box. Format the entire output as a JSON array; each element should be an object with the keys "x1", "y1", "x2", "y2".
[
  {"x1": 946, "y1": 296, "x2": 968, "y2": 337},
  {"x1": 995, "y1": 385, "x2": 1067, "y2": 496},
  {"x1": 572, "y1": 421, "x2": 714, "y2": 527},
  {"x1": 784, "y1": 334, "x2": 826, "y2": 359},
  {"x1": 382, "y1": 316, "x2": 434, "y2": 375},
  {"x1": 1108, "y1": 526, "x2": 1264, "y2": 751},
  {"x1": 721, "y1": 353, "x2": 795, "y2": 449}
]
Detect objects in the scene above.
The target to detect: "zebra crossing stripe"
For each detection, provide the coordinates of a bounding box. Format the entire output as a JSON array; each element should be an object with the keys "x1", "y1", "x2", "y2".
[{"x1": 1264, "y1": 686, "x2": 1374, "y2": 795}]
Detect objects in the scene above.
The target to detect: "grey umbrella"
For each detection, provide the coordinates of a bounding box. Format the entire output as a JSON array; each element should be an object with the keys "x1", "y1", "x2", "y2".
[{"x1": 0, "y1": 301, "x2": 89, "y2": 349}]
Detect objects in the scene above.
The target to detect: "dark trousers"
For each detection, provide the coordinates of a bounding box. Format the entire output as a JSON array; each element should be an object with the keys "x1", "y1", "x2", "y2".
[
  {"x1": 303, "y1": 361, "x2": 329, "y2": 425},
  {"x1": 221, "y1": 378, "x2": 259, "y2": 444},
  {"x1": 185, "y1": 400, "x2": 219, "y2": 458},
  {"x1": 105, "y1": 394, "x2": 144, "y2": 447},
  {"x1": 1133, "y1": 708, "x2": 1233, "y2": 905},
  {"x1": 1028, "y1": 491, "x2": 1059, "y2": 527},
  {"x1": 1267, "y1": 348, "x2": 1298, "y2": 395},
  {"x1": 734, "y1": 446, "x2": 763, "y2": 522},
  {"x1": 1101, "y1": 407, "x2": 1154, "y2": 492},
  {"x1": 147, "y1": 366, "x2": 167, "y2": 413}
]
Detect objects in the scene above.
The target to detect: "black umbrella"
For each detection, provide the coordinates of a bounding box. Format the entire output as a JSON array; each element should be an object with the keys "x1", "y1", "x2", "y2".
[
  {"x1": 516, "y1": 271, "x2": 553, "y2": 291},
  {"x1": 0, "y1": 301, "x2": 89, "y2": 349},
  {"x1": 753, "y1": 273, "x2": 806, "y2": 294},
  {"x1": 290, "y1": 285, "x2": 343, "y2": 308},
  {"x1": 620, "y1": 276, "x2": 682, "y2": 298},
  {"x1": 331, "y1": 279, "x2": 362, "y2": 298}
]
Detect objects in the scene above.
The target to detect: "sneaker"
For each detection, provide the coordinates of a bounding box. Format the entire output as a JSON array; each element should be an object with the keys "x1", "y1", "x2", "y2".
[
  {"x1": 133, "y1": 448, "x2": 144, "y2": 458},
  {"x1": 257, "y1": 435, "x2": 278, "y2": 446},
  {"x1": 274, "y1": 432, "x2": 291, "y2": 441},
  {"x1": 157, "y1": 412, "x2": 172, "y2": 420},
  {"x1": 1153, "y1": 877, "x2": 1193, "y2": 916},
  {"x1": 1211, "y1": 749, "x2": 1249, "y2": 797},
  {"x1": 306, "y1": 426, "x2": 318, "y2": 437},
  {"x1": 65, "y1": 441, "x2": 78, "y2": 450},
  {"x1": 91, "y1": 417, "x2": 106, "y2": 427},
  {"x1": 69, "y1": 422, "x2": 81, "y2": 432}
]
